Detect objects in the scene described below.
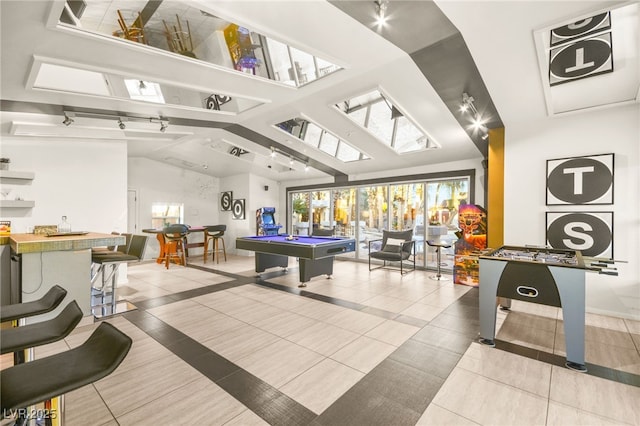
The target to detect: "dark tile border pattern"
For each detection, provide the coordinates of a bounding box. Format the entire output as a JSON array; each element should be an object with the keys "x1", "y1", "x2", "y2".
[{"x1": 109, "y1": 263, "x2": 638, "y2": 425}]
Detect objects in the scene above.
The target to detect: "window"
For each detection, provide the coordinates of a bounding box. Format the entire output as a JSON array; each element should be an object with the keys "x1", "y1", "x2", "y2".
[
  {"x1": 124, "y1": 79, "x2": 165, "y2": 104},
  {"x1": 151, "y1": 202, "x2": 183, "y2": 228}
]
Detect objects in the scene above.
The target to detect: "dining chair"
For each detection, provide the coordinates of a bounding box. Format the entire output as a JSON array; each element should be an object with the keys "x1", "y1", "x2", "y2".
[{"x1": 163, "y1": 224, "x2": 189, "y2": 269}]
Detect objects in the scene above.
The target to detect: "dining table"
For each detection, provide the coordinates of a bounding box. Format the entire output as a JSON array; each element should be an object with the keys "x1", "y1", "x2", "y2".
[{"x1": 142, "y1": 226, "x2": 208, "y2": 264}]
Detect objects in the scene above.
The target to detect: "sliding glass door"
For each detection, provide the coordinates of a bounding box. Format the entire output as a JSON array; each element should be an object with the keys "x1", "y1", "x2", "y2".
[
  {"x1": 425, "y1": 178, "x2": 470, "y2": 271},
  {"x1": 291, "y1": 192, "x2": 310, "y2": 235},
  {"x1": 311, "y1": 190, "x2": 331, "y2": 233},
  {"x1": 287, "y1": 173, "x2": 471, "y2": 268},
  {"x1": 358, "y1": 186, "x2": 388, "y2": 258},
  {"x1": 390, "y1": 183, "x2": 425, "y2": 263}
]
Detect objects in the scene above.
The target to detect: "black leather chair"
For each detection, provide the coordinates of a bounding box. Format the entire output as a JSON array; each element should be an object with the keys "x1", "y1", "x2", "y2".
[
  {"x1": 1, "y1": 322, "x2": 132, "y2": 424},
  {"x1": 163, "y1": 224, "x2": 189, "y2": 268},
  {"x1": 204, "y1": 225, "x2": 226, "y2": 264},
  {"x1": 368, "y1": 229, "x2": 416, "y2": 275}
]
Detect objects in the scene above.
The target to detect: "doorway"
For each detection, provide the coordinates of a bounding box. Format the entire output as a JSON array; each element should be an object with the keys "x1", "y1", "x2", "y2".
[{"x1": 127, "y1": 189, "x2": 138, "y2": 234}]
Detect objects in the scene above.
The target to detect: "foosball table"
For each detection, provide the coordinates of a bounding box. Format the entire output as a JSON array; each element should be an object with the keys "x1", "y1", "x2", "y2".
[{"x1": 479, "y1": 245, "x2": 591, "y2": 371}]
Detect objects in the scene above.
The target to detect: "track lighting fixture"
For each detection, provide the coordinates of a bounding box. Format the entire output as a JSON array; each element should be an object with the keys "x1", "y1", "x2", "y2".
[
  {"x1": 266, "y1": 146, "x2": 311, "y2": 172},
  {"x1": 460, "y1": 92, "x2": 478, "y2": 116},
  {"x1": 138, "y1": 80, "x2": 147, "y2": 90},
  {"x1": 460, "y1": 92, "x2": 488, "y2": 137},
  {"x1": 374, "y1": 0, "x2": 389, "y2": 25},
  {"x1": 63, "y1": 110, "x2": 171, "y2": 133}
]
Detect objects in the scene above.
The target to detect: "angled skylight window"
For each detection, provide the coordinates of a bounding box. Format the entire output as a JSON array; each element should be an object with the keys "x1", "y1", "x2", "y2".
[
  {"x1": 275, "y1": 118, "x2": 369, "y2": 163},
  {"x1": 57, "y1": 1, "x2": 341, "y2": 87},
  {"x1": 124, "y1": 79, "x2": 165, "y2": 104},
  {"x1": 335, "y1": 89, "x2": 438, "y2": 154}
]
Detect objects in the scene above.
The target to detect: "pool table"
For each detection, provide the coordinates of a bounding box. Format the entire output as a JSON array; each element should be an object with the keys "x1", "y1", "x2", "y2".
[{"x1": 236, "y1": 235, "x2": 356, "y2": 287}]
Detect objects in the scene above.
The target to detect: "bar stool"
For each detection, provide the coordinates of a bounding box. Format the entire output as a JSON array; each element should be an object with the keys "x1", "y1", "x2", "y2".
[
  {"x1": 1, "y1": 301, "x2": 82, "y2": 356},
  {"x1": 91, "y1": 235, "x2": 148, "y2": 317},
  {"x1": 204, "y1": 225, "x2": 227, "y2": 264},
  {"x1": 163, "y1": 224, "x2": 189, "y2": 269},
  {"x1": 1, "y1": 284, "x2": 68, "y2": 365},
  {"x1": 0, "y1": 285, "x2": 67, "y2": 324},
  {"x1": 1, "y1": 293, "x2": 83, "y2": 426},
  {"x1": 1, "y1": 322, "x2": 132, "y2": 426},
  {"x1": 427, "y1": 240, "x2": 451, "y2": 281}
]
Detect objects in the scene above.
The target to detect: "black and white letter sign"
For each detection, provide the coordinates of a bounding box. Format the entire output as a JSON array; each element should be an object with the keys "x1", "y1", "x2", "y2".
[
  {"x1": 546, "y1": 212, "x2": 613, "y2": 259},
  {"x1": 549, "y1": 12, "x2": 613, "y2": 86},
  {"x1": 546, "y1": 153, "x2": 614, "y2": 205}
]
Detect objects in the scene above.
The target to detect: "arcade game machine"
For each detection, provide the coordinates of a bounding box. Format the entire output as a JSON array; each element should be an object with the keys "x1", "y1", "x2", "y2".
[
  {"x1": 224, "y1": 24, "x2": 259, "y2": 74},
  {"x1": 453, "y1": 204, "x2": 488, "y2": 287},
  {"x1": 256, "y1": 207, "x2": 282, "y2": 236}
]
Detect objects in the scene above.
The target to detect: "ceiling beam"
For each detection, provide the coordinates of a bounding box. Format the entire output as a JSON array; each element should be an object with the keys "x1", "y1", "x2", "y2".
[{"x1": 328, "y1": 0, "x2": 503, "y2": 158}]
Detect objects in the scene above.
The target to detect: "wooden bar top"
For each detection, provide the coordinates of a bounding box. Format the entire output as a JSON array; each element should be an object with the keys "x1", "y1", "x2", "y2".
[{"x1": 9, "y1": 232, "x2": 125, "y2": 254}]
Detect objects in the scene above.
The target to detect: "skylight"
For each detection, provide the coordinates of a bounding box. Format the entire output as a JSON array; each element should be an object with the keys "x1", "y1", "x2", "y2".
[
  {"x1": 124, "y1": 79, "x2": 165, "y2": 104},
  {"x1": 335, "y1": 89, "x2": 437, "y2": 154},
  {"x1": 275, "y1": 118, "x2": 369, "y2": 163}
]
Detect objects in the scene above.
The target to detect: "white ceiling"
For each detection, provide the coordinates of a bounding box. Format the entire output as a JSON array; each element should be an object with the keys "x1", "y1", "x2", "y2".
[{"x1": 1, "y1": 0, "x2": 637, "y2": 183}]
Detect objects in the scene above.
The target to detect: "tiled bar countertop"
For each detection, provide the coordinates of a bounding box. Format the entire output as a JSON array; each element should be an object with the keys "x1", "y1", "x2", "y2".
[{"x1": 9, "y1": 232, "x2": 124, "y2": 254}]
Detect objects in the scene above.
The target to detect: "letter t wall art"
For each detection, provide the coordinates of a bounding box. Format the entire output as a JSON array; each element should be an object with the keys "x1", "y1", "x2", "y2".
[{"x1": 545, "y1": 153, "x2": 614, "y2": 259}]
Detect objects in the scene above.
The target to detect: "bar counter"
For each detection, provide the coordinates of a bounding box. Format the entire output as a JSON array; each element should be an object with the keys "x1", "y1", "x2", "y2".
[
  {"x1": 10, "y1": 232, "x2": 124, "y2": 254},
  {"x1": 9, "y1": 232, "x2": 125, "y2": 320}
]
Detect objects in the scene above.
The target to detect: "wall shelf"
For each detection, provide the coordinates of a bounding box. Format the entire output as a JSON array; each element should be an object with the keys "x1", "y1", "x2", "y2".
[
  {"x1": 0, "y1": 200, "x2": 35, "y2": 208},
  {"x1": 0, "y1": 170, "x2": 35, "y2": 180},
  {"x1": 0, "y1": 170, "x2": 35, "y2": 210}
]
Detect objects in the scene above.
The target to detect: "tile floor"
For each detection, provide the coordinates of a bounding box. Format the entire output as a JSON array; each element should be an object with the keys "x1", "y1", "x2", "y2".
[{"x1": 2, "y1": 254, "x2": 639, "y2": 425}]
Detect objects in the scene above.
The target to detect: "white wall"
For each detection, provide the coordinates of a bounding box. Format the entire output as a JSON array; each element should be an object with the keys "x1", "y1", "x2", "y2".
[
  {"x1": 505, "y1": 103, "x2": 639, "y2": 319},
  {"x1": 127, "y1": 157, "x2": 219, "y2": 260},
  {"x1": 220, "y1": 173, "x2": 280, "y2": 255},
  {"x1": 1, "y1": 138, "x2": 127, "y2": 234}
]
